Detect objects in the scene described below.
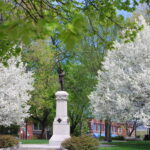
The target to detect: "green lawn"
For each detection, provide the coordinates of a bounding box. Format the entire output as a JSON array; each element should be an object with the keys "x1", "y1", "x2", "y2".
[
  {"x1": 100, "y1": 141, "x2": 150, "y2": 150},
  {"x1": 20, "y1": 139, "x2": 48, "y2": 144},
  {"x1": 20, "y1": 140, "x2": 150, "y2": 150}
]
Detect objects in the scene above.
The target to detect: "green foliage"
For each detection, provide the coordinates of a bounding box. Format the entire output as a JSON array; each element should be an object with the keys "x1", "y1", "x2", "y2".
[
  {"x1": 0, "y1": 0, "x2": 87, "y2": 62},
  {"x1": 22, "y1": 40, "x2": 59, "y2": 138},
  {"x1": 0, "y1": 125, "x2": 19, "y2": 136},
  {"x1": 99, "y1": 136, "x2": 105, "y2": 141},
  {"x1": 120, "y1": 23, "x2": 144, "y2": 43},
  {"x1": 64, "y1": 20, "x2": 119, "y2": 135},
  {"x1": 0, "y1": 0, "x2": 147, "y2": 63},
  {"x1": 62, "y1": 135, "x2": 99, "y2": 150},
  {"x1": 0, "y1": 135, "x2": 18, "y2": 148},
  {"x1": 65, "y1": 63, "x2": 95, "y2": 135},
  {"x1": 112, "y1": 136, "x2": 125, "y2": 141}
]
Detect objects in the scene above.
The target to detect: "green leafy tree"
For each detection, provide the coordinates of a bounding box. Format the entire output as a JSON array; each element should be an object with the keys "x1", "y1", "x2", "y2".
[
  {"x1": 0, "y1": 0, "x2": 87, "y2": 63},
  {"x1": 63, "y1": 15, "x2": 121, "y2": 134},
  {"x1": 0, "y1": 0, "x2": 146, "y2": 64},
  {"x1": 64, "y1": 64, "x2": 93, "y2": 135},
  {"x1": 22, "y1": 40, "x2": 59, "y2": 138}
]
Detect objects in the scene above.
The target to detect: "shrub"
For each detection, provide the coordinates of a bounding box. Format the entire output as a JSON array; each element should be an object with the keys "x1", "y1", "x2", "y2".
[
  {"x1": 112, "y1": 136, "x2": 125, "y2": 141},
  {"x1": 0, "y1": 135, "x2": 19, "y2": 148},
  {"x1": 99, "y1": 136, "x2": 105, "y2": 141},
  {"x1": 61, "y1": 135, "x2": 99, "y2": 150}
]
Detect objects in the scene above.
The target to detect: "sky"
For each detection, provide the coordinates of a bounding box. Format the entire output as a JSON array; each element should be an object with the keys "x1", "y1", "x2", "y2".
[{"x1": 118, "y1": 10, "x2": 132, "y2": 18}]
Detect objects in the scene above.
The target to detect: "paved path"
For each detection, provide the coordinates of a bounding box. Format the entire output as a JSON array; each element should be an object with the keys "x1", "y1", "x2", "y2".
[
  {"x1": 19, "y1": 143, "x2": 116, "y2": 149},
  {"x1": 19, "y1": 144, "x2": 62, "y2": 150},
  {"x1": 0, "y1": 143, "x2": 116, "y2": 150},
  {"x1": 100, "y1": 144, "x2": 116, "y2": 147}
]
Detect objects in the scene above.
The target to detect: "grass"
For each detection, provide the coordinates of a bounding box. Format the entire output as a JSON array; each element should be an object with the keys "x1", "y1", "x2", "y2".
[
  {"x1": 100, "y1": 141, "x2": 150, "y2": 150},
  {"x1": 20, "y1": 139, "x2": 48, "y2": 144},
  {"x1": 20, "y1": 140, "x2": 150, "y2": 150}
]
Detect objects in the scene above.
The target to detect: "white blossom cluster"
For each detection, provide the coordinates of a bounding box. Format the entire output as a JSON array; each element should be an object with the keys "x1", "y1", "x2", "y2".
[
  {"x1": 89, "y1": 16, "x2": 150, "y2": 126},
  {"x1": 0, "y1": 57, "x2": 34, "y2": 126}
]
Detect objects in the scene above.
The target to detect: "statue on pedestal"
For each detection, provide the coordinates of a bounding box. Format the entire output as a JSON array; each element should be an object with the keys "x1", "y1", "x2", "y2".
[
  {"x1": 57, "y1": 66, "x2": 65, "y2": 91},
  {"x1": 49, "y1": 63, "x2": 70, "y2": 149}
]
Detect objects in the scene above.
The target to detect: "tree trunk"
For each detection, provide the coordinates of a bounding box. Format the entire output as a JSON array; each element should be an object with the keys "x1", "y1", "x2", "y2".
[
  {"x1": 40, "y1": 122, "x2": 46, "y2": 139},
  {"x1": 129, "y1": 121, "x2": 136, "y2": 137},
  {"x1": 104, "y1": 120, "x2": 112, "y2": 142},
  {"x1": 105, "y1": 120, "x2": 112, "y2": 142},
  {"x1": 31, "y1": 109, "x2": 49, "y2": 139},
  {"x1": 26, "y1": 121, "x2": 28, "y2": 140},
  {"x1": 107, "y1": 120, "x2": 112, "y2": 142},
  {"x1": 148, "y1": 128, "x2": 150, "y2": 140},
  {"x1": 100, "y1": 121, "x2": 102, "y2": 137},
  {"x1": 80, "y1": 120, "x2": 82, "y2": 135},
  {"x1": 126, "y1": 122, "x2": 129, "y2": 136},
  {"x1": 71, "y1": 124, "x2": 77, "y2": 135},
  {"x1": 135, "y1": 123, "x2": 137, "y2": 138},
  {"x1": 105, "y1": 120, "x2": 108, "y2": 141}
]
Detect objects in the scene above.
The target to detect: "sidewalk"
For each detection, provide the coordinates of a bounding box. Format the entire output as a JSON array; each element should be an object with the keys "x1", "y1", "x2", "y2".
[
  {"x1": 99, "y1": 144, "x2": 116, "y2": 147},
  {"x1": 19, "y1": 144, "x2": 61, "y2": 150}
]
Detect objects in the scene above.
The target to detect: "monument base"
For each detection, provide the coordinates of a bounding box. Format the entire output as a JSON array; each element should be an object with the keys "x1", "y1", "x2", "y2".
[
  {"x1": 49, "y1": 91, "x2": 70, "y2": 149},
  {"x1": 49, "y1": 134, "x2": 70, "y2": 148},
  {"x1": 49, "y1": 122, "x2": 70, "y2": 148}
]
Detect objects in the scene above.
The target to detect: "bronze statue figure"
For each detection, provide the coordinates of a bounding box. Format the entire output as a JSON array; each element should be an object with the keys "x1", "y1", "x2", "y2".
[{"x1": 57, "y1": 66, "x2": 65, "y2": 91}]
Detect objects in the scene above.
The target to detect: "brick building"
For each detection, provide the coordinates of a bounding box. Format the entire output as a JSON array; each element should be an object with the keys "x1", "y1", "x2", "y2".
[
  {"x1": 89, "y1": 119, "x2": 135, "y2": 138},
  {"x1": 18, "y1": 122, "x2": 33, "y2": 139},
  {"x1": 18, "y1": 119, "x2": 135, "y2": 139},
  {"x1": 18, "y1": 122, "x2": 50, "y2": 139}
]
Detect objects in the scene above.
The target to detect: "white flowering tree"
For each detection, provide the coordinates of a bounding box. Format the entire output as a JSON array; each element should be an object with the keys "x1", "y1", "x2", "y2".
[
  {"x1": 0, "y1": 57, "x2": 34, "y2": 126},
  {"x1": 89, "y1": 16, "x2": 150, "y2": 139}
]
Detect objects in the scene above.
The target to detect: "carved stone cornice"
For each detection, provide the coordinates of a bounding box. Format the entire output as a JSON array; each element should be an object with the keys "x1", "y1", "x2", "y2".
[{"x1": 55, "y1": 91, "x2": 68, "y2": 101}]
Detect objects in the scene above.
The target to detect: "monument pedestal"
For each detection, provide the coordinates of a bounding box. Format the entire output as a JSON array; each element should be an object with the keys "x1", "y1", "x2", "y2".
[{"x1": 49, "y1": 91, "x2": 70, "y2": 148}]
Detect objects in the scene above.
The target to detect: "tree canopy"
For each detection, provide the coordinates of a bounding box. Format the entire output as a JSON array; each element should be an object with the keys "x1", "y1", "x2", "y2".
[
  {"x1": 89, "y1": 16, "x2": 150, "y2": 127},
  {"x1": 0, "y1": 56, "x2": 34, "y2": 126},
  {"x1": 22, "y1": 40, "x2": 59, "y2": 138},
  {"x1": 0, "y1": 0, "x2": 146, "y2": 64}
]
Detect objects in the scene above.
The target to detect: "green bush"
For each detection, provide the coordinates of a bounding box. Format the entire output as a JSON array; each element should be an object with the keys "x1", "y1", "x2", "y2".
[
  {"x1": 0, "y1": 135, "x2": 19, "y2": 148},
  {"x1": 112, "y1": 136, "x2": 125, "y2": 140},
  {"x1": 61, "y1": 135, "x2": 99, "y2": 150},
  {"x1": 99, "y1": 136, "x2": 105, "y2": 141}
]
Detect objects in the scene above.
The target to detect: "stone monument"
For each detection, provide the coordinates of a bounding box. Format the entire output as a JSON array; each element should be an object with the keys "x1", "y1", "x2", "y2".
[{"x1": 49, "y1": 67, "x2": 70, "y2": 148}]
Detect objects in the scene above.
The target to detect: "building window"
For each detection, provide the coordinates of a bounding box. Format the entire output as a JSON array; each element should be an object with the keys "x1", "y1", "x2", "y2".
[
  {"x1": 91, "y1": 123, "x2": 96, "y2": 131},
  {"x1": 118, "y1": 128, "x2": 122, "y2": 134},
  {"x1": 98, "y1": 124, "x2": 101, "y2": 131},
  {"x1": 112, "y1": 126, "x2": 117, "y2": 133},
  {"x1": 115, "y1": 127, "x2": 118, "y2": 133},
  {"x1": 33, "y1": 123, "x2": 42, "y2": 131}
]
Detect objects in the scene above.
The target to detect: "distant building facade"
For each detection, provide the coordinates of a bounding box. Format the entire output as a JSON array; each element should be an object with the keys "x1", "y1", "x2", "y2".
[
  {"x1": 18, "y1": 122, "x2": 50, "y2": 139},
  {"x1": 18, "y1": 122, "x2": 33, "y2": 139},
  {"x1": 89, "y1": 119, "x2": 135, "y2": 138},
  {"x1": 18, "y1": 119, "x2": 135, "y2": 139}
]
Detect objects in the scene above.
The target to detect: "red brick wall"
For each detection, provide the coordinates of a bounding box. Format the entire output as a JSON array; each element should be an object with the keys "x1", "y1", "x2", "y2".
[
  {"x1": 18, "y1": 122, "x2": 33, "y2": 139},
  {"x1": 89, "y1": 119, "x2": 135, "y2": 137}
]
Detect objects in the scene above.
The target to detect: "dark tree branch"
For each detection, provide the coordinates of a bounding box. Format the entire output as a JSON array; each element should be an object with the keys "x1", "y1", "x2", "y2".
[
  {"x1": 14, "y1": 0, "x2": 38, "y2": 23},
  {"x1": 87, "y1": 15, "x2": 106, "y2": 42},
  {"x1": 28, "y1": 0, "x2": 43, "y2": 18}
]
